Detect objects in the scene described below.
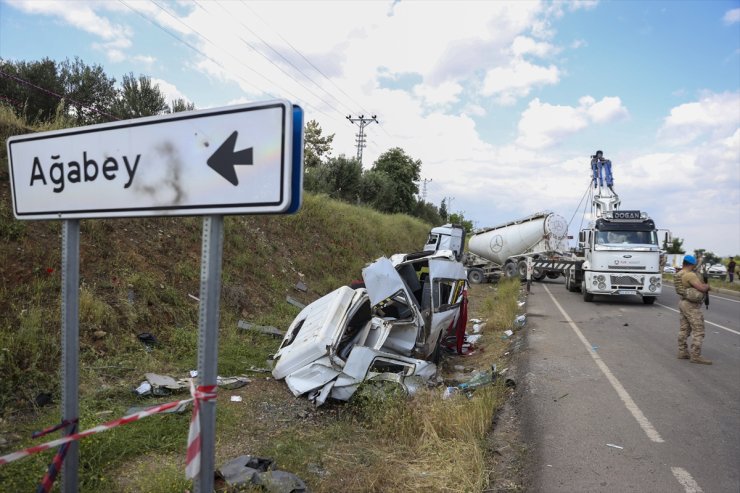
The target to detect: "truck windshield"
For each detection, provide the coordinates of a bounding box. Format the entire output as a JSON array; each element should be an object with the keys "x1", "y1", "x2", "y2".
[{"x1": 595, "y1": 230, "x2": 657, "y2": 246}]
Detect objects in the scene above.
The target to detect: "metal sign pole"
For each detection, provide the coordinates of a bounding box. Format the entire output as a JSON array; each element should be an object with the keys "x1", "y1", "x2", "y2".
[
  {"x1": 61, "y1": 219, "x2": 80, "y2": 493},
  {"x1": 194, "y1": 215, "x2": 224, "y2": 493}
]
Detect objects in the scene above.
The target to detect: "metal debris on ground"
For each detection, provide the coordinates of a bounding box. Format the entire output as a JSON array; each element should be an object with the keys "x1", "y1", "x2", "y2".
[
  {"x1": 606, "y1": 443, "x2": 624, "y2": 450},
  {"x1": 217, "y1": 376, "x2": 250, "y2": 389},
  {"x1": 217, "y1": 455, "x2": 307, "y2": 493},
  {"x1": 188, "y1": 293, "x2": 200, "y2": 302},
  {"x1": 237, "y1": 320, "x2": 285, "y2": 338},
  {"x1": 285, "y1": 296, "x2": 307, "y2": 309},
  {"x1": 294, "y1": 280, "x2": 308, "y2": 293}
]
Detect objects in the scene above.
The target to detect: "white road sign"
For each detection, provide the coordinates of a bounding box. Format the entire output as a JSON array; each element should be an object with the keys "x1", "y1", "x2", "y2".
[{"x1": 6, "y1": 100, "x2": 303, "y2": 219}]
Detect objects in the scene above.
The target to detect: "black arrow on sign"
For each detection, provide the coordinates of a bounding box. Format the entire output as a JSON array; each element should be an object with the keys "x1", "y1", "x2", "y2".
[{"x1": 207, "y1": 130, "x2": 253, "y2": 186}]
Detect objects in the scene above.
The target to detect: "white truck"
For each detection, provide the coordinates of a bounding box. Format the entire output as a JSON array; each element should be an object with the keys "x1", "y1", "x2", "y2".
[
  {"x1": 424, "y1": 212, "x2": 570, "y2": 284},
  {"x1": 562, "y1": 175, "x2": 669, "y2": 304}
]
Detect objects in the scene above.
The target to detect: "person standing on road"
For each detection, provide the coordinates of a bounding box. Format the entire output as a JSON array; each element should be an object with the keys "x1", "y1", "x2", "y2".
[
  {"x1": 728, "y1": 257, "x2": 736, "y2": 283},
  {"x1": 675, "y1": 255, "x2": 713, "y2": 364}
]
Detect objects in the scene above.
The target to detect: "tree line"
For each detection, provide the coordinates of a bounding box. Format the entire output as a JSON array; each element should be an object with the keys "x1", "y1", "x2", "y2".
[
  {"x1": 1, "y1": 56, "x2": 470, "y2": 228},
  {"x1": 0, "y1": 57, "x2": 193, "y2": 125}
]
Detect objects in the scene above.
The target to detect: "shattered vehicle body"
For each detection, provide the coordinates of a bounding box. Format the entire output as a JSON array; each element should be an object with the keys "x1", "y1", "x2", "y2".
[{"x1": 272, "y1": 251, "x2": 467, "y2": 405}]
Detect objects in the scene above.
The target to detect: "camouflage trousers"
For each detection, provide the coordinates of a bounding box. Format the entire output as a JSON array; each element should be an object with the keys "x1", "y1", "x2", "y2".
[{"x1": 678, "y1": 299, "x2": 705, "y2": 357}]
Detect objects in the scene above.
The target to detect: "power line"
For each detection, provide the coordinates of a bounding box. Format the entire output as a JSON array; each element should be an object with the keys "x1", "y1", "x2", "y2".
[{"x1": 211, "y1": 0, "x2": 355, "y2": 116}]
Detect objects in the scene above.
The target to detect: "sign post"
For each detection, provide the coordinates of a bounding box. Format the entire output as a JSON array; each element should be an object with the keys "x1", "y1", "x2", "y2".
[
  {"x1": 5, "y1": 100, "x2": 304, "y2": 491},
  {"x1": 60, "y1": 219, "x2": 80, "y2": 493},
  {"x1": 195, "y1": 215, "x2": 224, "y2": 493}
]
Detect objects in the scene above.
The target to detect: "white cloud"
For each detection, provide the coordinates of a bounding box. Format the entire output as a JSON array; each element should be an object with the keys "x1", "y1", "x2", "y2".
[
  {"x1": 723, "y1": 8, "x2": 740, "y2": 24},
  {"x1": 151, "y1": 78, "x2": 190, "y2": 105},
  {"x1": 412, "y1": 81, "x2": 463, "y2": 107},
  {"x1": 516, "y1": 96, "x2": 628, "y2": 149},
  {"x1": 511, "y1": 36, "x2": 558, "y2": 57},
  {"x1": 587, "y1": 96, "x2": 629, "y2": 123},
  {"x1": 482, "y1": 60, "x2": 560, "y2": 105},
  {"x1": 658, "y1": 91, "x2": 740, "y2": 145}
]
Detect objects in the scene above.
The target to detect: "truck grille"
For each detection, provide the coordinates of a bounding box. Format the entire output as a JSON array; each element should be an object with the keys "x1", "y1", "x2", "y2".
[{"x1": 611, "y1": 275, "x2": 643, "y2": 286}]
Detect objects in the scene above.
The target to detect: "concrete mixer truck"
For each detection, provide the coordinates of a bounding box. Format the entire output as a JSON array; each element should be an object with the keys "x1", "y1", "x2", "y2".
[{"x1": 424, "y1": 211, "x2": 570, "y2": 284}]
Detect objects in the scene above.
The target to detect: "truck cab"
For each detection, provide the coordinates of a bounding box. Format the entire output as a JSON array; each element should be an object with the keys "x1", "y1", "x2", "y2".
[
  {"x1": 423, "y1": 224, "x2": 466, "y2": 262},
  {"x1": 576, "y1": 211, "x2": 663, "y2": 304}
]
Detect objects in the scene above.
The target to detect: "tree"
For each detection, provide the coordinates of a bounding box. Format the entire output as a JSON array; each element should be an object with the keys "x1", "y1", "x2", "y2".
[
  {"x1": 370, "y1": 147, "x2": 421, "y2": 214},
  {"x1": 305, "y1": 155, "x2": 362, "y2": 202},
  {"x1": 304, "y1": 120, "x2": 334, "y2": 168},
  {"x1": 359, "y1": 169, "x2": 396, "y2": 211},
  {"x1": 168, "y1": 98, "x2": 195, "y2": 113},
  {"x1": 664, "y1": 237, "x2": 685, "y2": 254},
  {"x1": 695, "y1": 250, "x2": 720, "y2": 267},
  {"x1": 439, "y1": 198, "x2": 448, "y2": 222},
  {"x1": 410, "y1": 199, "x2": 442, "y2": 225},
  {"x1": 59, "y1": 57, "x2": 117, "y2": 125},
  {"x1": 0, "y1": 57, "x2": 63, "y2": 123},
  {"x1": 448, "y1": 212, "x2": 473, "y2": 233},
  {"x1": 112, "y1": 72, "x2": 168, "y2": 119}
]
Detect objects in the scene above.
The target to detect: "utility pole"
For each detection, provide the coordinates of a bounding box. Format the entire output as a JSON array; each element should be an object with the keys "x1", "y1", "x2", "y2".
[
  {"x1": 346, "y1": 114, "x2": 378, "y2": 165},
  {"x1": 420, "y1": 178, "x2": 432, "y2": 201}
]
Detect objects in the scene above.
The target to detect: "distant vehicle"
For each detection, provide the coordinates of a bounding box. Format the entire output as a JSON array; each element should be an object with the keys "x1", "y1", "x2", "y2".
[
  {"x1": 424, "y1": 212, "x2": 570, "y2": 284},
  {"x1": 704, "y1": 264, "x2": 727, "y2": 281},
  {"x1": 663, "y1": 266, "x2": 677, "y2": 274}
]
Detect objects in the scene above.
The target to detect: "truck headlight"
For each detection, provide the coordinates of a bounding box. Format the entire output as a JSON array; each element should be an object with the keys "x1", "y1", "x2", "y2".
[
  {"x1": 650, "y1": 276, "x2": 659, "y2": 284},
  {"x1": 598, "y1": 282, "x2": 606, "y2": 290},
  {"x1": 596, "y1": 275, "x2": 605, "y2": 282},
  {"x1": 649, "y1": 284, "x2": 657, "y2": 292}
]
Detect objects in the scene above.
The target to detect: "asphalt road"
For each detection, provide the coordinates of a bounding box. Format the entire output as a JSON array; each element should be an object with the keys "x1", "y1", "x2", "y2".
[{"x1": 520, "y1": 278, "x2": 740, "y2": 493}]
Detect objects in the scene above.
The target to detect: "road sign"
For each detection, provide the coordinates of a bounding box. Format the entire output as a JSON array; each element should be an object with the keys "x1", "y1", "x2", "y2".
[{"x1": 6, "y1": 100, "x2": 303, "y2": 219}]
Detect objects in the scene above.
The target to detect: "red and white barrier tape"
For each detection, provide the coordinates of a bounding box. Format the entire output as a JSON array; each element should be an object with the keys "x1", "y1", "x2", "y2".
[
  {"x1": 185, "y1": 381, "x2": 217, "y2": 479},
  {"x1": 0, "y1": 381, "x2": 217, "y2": 473}
]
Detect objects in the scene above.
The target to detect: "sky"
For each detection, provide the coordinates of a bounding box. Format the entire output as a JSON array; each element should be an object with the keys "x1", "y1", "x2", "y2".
[{"x1": 1, "y1": 0, "x2": 739, "y2": 256}]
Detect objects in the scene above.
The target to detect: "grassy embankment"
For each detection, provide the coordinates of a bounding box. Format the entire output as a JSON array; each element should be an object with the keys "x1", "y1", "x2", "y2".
[{"x1": 0, "y1": 107, "x2": 523, "y2": 491}]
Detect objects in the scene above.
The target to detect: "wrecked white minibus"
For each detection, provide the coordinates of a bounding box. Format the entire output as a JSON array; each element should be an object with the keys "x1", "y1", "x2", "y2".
[{"x1": 271, "y1": 251, "x2": 467, "y2": 405}]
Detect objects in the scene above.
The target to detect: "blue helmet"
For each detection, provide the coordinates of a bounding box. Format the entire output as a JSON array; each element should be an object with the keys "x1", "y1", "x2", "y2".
[{"x1": 683, "y1": 255, "x2": 697, "y2": 265}]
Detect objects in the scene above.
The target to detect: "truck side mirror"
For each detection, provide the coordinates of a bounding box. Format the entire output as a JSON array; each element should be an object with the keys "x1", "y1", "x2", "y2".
[{"x1": 578, "y1": 231, "x2": 585, "y2": 246}]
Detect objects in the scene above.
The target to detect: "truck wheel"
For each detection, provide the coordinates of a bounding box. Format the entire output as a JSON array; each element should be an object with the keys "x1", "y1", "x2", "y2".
[
  {"x1": 532, "y1": 266, "x2": 545, "y2": 280},
  {"x1": 546, "y1": 271, "x2": 561, "y2": 279},
  {"x1": 565, "y1": 272, "x2": 573, "y2": 291},
  {"x1": 517, "y1": 260, "x2": 528, "y2": 281},
  {"x1": 504, "y1": 262, "x2": 518, "y2": 278},
  {"x1": 642, "y1": 296, "x2": 656, "y2": 305},
  {"x1": 582, "y1": 281, "x2": 594, "y2": 302},
  {"x1": 467, "y1": 268, "x2": 485, "y2": 284}
]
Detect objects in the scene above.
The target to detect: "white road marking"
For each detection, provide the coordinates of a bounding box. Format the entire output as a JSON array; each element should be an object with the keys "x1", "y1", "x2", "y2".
[
  {"x1": 710, "y1": 294, "x2": 740, "y2": 303},
  {"x1": 671, "y1": 467, "x2": 704, "y2": 493},
  {"x1": 543, "y1": 284, "x2": 664, "y2": 443},
  {"x1": 656, "y1": 303, "x2": 740, "y2": 336}
]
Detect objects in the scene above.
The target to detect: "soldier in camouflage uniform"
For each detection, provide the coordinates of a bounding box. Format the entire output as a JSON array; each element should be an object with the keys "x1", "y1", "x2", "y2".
[{"x1": 675, "y1": 255, "x2": 712, "y2": 364}]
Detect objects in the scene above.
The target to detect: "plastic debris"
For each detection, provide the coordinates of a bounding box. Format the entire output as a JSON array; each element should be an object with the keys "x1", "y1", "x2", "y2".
[
  {"x1": 188, "y1": 293, "x2": 200, "y2": 302},
  {"x1": 125, "y1": 401, "x2": 190, "y2": 415},
  {"x1": 189, "y1": 370, "x2": 198, "y2": 378},
  {"x1": 503, "y1": 329, "x2": 514, "y2": 338},
  {"x1": 237, "y1": 320, "x2": 285, "y2": 338},
  {"x1": 134, "y1": 382, "x2": 152, "y2": 396},
  {"x1": 230, "y1": 396, "x2": 243, "y2": 402},
  {"x1": 591, "y1": 345, "x2": 599, "y2": 351},
  {"x1": 458, "y1": 366, "x2": 497, "y2": 392},
  {"x1": 514, "y1": 315, "x2": 526, "y2": 328},
  {"x1": 606, "y1": 443, "x2": 624, "y2": 450},
  {"x1": 469, "y1": 318, "x2": 483, "y2": 324},
  {"x1": 442, "y1": 387, "x2": 459, "y2": 399},
  {"x1": 466, "y1": 334, "x2": 482, "y2": 344}
]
